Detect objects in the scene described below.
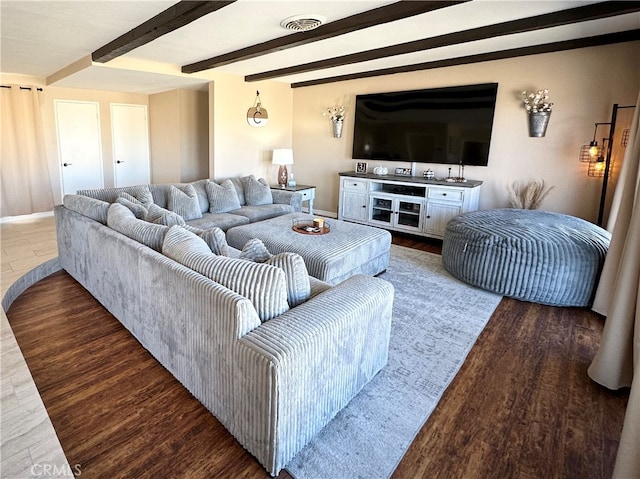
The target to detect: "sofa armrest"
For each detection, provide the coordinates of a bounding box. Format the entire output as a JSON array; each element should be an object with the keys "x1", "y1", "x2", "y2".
[
  {"x1": 234, "y1": 274, "x2": 393, "y2": 474},
  {"x1": 271, "y1": 190, "x2": 302, "y2": 212}
]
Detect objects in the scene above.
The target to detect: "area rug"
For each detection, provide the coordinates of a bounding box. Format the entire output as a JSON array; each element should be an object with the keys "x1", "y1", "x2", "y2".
[{"x1": 286, "y1": 245, "x2": 502, "y2": 479}]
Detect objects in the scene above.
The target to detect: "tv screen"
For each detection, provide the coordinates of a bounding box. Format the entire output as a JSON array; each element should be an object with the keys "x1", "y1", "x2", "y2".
[{"x1": 352, "y1": 83, "x2": 498, "y2": 166}]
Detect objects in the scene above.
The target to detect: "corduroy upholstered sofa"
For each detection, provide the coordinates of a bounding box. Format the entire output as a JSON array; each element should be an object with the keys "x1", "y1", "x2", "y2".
[{"x1": 54, "y1": 177, "x2": 394, "y2": 475}]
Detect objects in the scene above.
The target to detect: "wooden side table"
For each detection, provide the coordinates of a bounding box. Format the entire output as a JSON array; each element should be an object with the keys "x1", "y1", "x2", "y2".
[{"x1": 271, "y1": 184, "x2": 316, "y2": 215}]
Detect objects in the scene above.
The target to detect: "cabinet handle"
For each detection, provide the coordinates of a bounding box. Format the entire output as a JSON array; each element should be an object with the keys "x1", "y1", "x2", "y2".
[
  {"x1": 426, "y1": 215, "x2": 431, "y2": 218},
  {"x1": 362, "y1": 205, "x2": 366, "y2": 208},
  {"x1": 353, "y1": 183, "x2": 358, "y2": 186},
  {"x1": 442, "y1": 193, "x2": 447, "y2": 196},
  {"x1": 63, "y1": 162, "x2": 72, "y2": 167}
]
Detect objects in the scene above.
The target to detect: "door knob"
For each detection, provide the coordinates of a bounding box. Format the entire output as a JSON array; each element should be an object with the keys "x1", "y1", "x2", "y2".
[
  {"x1": 63, "y1": 163, "x2": 72, "y2": 167},
  {"x1": 116, "y1": 160, "x2": 125, "y2": 164}
]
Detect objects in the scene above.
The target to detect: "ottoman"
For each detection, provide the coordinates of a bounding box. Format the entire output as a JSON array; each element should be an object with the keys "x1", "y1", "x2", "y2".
[
  {"x1": 442, "y1": 209, "x2": 611, "y2": 307},
  {"x1": 226, "y1": 213, "x2": 391, "y2": 285}
]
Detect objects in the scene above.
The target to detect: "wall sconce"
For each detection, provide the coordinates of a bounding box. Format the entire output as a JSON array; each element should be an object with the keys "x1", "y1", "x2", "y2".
[
  {"x1": 621, "y1": 128, "x2": 630, "y2": 147},
  {"x1": 587, "y1": 154, "x2": 607, "y2": 177},
  {"x1": 272, "y1": 148, "x2": 293, "y2": 187},
  {"x1": 247, "y1": 90, "x2": 268, "y2": 127}
]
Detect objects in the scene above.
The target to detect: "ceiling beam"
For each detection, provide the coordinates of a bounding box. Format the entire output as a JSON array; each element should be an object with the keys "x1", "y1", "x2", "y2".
[
  {"x1": 247, "y1": 1, "x2": 640, "y2": 82},
  {"x1": 181, "y1": 1, "x2": 466, "y2": 73},
  {"x1": 291, "y1": 29, "x2": 640, "y2": 88},
  {"x1": 92, "y1": 1, "x2": 236, "y2": 63}
]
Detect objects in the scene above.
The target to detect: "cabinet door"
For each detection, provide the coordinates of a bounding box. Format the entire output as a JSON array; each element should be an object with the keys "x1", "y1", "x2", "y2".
[
  {"x1": 341, "y1": 191, "x2": 368, "y2": 221},
  {"x1": 395, "y1": 199, "x2": 423, "y2": 232},
  {"x1": 369, "y1": 196, "x2": 393, "y2": 226},
  {"x1": 424, "y1": 202, "x2": 462, "y2": 238}
]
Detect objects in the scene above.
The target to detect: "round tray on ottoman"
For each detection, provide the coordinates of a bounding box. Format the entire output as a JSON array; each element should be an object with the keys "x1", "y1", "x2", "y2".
[{"x1": 442, "y1": 209, "x2": 611, "y2": 307}]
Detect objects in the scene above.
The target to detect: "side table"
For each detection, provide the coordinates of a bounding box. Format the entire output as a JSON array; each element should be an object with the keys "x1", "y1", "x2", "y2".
[{"x1": 270, "y1": 184, "x2": 316, "y2": 215}]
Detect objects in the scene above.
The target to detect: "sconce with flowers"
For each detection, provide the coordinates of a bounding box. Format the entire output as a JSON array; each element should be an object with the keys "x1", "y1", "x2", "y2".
[
  {"x1": 522, "y1": 88, "x2": 553, "y2": 137},
  {"x1": 323, "y1": 105, "x2": 346, "y2": 138}
]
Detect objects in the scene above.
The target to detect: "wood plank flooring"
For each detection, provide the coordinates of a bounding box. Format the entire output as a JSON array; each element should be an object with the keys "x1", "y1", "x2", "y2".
[{"x1": 6, "y1": 234, "x2": 628, "y2": 478}]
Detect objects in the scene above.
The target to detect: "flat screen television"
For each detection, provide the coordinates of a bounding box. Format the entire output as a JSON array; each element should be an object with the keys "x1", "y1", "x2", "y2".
[{"x1": 352, "y1": 83, "x2": 498, "y2": 166}]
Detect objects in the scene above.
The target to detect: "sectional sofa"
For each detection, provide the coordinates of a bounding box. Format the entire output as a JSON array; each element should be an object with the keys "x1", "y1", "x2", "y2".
[{"x1": 55, "y1": 175, "x2": 394, "y2": 475}]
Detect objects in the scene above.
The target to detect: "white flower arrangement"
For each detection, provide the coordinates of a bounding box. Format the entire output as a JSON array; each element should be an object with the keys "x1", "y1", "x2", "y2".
[
  {"x1": 522, "y1": 89, "x2": 553, "y2": 113},
  {"x1": 324, "y1": 105, "x2": 346, "y2": 122}
]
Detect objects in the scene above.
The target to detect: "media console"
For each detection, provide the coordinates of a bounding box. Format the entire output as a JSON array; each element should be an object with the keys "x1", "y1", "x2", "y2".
[{"x1": 338, "y1": 172, "x2": 482, "y2": 239}]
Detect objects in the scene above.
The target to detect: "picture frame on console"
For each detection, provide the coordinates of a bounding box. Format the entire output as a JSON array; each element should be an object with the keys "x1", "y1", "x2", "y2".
[{"x1": 356, "y1": 161, "x2": 368, "y2": 174}]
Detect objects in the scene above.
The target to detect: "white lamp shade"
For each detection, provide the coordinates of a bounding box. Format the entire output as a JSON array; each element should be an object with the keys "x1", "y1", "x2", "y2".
[{"x1": 272, "y1": 148, "x2": 294, "y2": 165}]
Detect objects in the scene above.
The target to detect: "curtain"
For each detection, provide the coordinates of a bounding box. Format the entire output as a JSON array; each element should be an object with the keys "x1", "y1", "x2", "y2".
[
  {"x1": 1, "y1": 85, "x2": 54, "y2": 217},
  {"x1": 588, "y1": 91, "x2": 640, "y2": 478}
]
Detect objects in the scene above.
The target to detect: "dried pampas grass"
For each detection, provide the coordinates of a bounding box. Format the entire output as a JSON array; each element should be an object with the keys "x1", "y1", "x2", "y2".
[{"x1": 507, "y1": 180, "x2": 554, "y2": 209}]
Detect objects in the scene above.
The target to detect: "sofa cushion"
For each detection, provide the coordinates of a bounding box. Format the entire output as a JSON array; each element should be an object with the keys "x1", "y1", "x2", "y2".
[
  {"x1": 162, "y1": 225, "x2": 214, "y2": 258},
  {"x1": 239, "y1": 239, "x2": 311, "y2": 307},
  {"x1": 200, "y1": 227, "x2": 230, "y2": 256},
  {"x1": 107, "y1": 203, "x2": 169, "y2": 252},
  {"x1": 116, "y1": 195, "x2": 148, "y2": 219},
  {"x1": 79, "y1": 184, "x2": 154, "y2": 206},
  {"x1": 240, "y1": 238, "x2": 272, "y2": 262},
  {"x1": 189, "y1": 179, "x2": 211, "y2": 214},
  {"x1": 228, "y1": 177, "x2": 246, "y2": 206},
  {"x1": 63, "y1": 194, "x2": 109, "y2": 224},
  {"x1": 145, "y1": 204, "x2": 186, "y2": 226},
  {"x1": 168, "y1": 184, "x2": 202, "y2": 220},
  {"x1": 266, "y1": 252, "x2": 311, "y2": 307},
  {"x1": 229, "y1": 204, "x2": 294, "y2": 223},
  {"x1": 242, "y1": 175, "x2": 273, "y2": 206},
  {"x1": 206, "y1": 179, "x2": 242, "y2": 213},
  {"x1": 185, "y1": 212, "x2": 250, "y2": 231},
  {"x1": 162, "y1": 229, "x2": 289, "y2": 321}
]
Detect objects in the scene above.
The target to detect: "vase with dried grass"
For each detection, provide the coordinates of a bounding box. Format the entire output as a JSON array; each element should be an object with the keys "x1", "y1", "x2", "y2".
[{"x1": 507, "y1": 180, "x2": 554, "y2": 209}]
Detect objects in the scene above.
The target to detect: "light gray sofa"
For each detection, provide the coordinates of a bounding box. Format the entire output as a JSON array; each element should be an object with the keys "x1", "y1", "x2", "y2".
[
  {"x1": 54, "y1": 184, "x2": 394, "y2": 476},
  {"x1": 77, "y1": 175, "x2": 302, "y2": 231}
]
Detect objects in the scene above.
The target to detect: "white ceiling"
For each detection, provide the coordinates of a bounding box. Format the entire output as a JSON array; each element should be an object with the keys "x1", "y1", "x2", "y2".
[{"x1": 1, "y1": 0, "x2": 638, "y2": 93}]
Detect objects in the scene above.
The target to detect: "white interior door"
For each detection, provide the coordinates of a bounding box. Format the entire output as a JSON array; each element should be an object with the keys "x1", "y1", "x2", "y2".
[
  {"x1": 111, "y1": 103, "x2": 150, "y2": 187},
  {"x1": 55, "y1": 100, "x2": 103, "y2": 195}
]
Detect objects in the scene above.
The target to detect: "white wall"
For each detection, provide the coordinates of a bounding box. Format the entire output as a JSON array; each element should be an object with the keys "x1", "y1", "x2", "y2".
[
  {"x1": 208, "y1": 73, "x2": 293, "y2": 184},
  {"x1": 291, "y1": 42, "x2": 640, "y2": 223}
]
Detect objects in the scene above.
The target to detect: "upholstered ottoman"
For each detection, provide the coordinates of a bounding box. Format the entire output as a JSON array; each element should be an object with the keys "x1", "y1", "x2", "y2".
[
  {"x1": 442, "y1": 209, "x2": 611, "y2": 307},
  {"x1": 226, "y1": 213, "x2": 391, "y2": 285}
]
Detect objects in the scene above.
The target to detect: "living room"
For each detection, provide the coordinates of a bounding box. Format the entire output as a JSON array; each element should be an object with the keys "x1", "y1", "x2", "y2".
[{"x1": 2, "y1": 2, "x2": 640, "y2": 478}]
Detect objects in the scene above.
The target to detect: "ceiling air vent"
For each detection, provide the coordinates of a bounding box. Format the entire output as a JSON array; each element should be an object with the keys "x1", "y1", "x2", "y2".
[{"x1": 280, "y1": 14, "x2": 326, "y2": 32}]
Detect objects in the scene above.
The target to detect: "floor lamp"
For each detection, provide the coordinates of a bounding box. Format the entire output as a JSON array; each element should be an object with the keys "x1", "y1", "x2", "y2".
[{"x1": 597, "y1": 104, "x2": 636, "y2": 226}]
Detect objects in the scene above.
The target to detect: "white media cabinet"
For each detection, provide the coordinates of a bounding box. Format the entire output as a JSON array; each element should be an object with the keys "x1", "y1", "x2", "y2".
[{"x1": 338, "y1": 172, "x2": 482, "y2": 239}]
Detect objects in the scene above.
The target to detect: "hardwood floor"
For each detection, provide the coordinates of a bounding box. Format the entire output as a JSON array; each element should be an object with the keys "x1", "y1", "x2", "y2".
[{"x1": 6, "y1": 234, "x2": 628, "y2": 479}]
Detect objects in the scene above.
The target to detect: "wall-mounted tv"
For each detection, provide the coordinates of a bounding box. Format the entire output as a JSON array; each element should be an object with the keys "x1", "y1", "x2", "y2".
[{"x1": 352, "y1": 83, "x2": 498, "y2": 166}]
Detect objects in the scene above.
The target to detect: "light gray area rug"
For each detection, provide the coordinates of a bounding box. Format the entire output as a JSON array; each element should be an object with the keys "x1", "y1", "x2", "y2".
[{"x1": 286, "y1": 245, "x2": 502, "y2": 479}]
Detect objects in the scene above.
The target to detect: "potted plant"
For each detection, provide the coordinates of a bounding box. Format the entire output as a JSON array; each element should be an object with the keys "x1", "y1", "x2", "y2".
[{"x1": 522, "y1": 89, "x2": 553, "y2": 137}]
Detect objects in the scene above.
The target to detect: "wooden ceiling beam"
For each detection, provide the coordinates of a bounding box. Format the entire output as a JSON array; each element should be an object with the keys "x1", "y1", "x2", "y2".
[
  {"x1": 247, "y1": 1, "x2": 640, "y2": 82},
  {"x1": 92, "y1": 1, "x2": 236, "y2": 63},
  {"x1": 181, "y1": 1, "x2": 466, "y2": 74},
  {"x1": 291, "y1": 29, "x2": 640, "y2": 88}
]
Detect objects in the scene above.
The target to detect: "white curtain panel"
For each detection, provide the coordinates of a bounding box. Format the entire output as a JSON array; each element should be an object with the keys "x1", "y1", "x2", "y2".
[
  {"x1": 589, "y1": 90, "x2": 640, "y2": 479},
  {"x1": 1, "y1": 85, "x2": 54, "y2": 217}
]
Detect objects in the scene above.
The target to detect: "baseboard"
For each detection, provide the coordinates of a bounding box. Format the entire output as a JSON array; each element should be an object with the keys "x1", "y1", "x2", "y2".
[{"x1": 1, "y1": 210, "x2": 55, "y2": 224}]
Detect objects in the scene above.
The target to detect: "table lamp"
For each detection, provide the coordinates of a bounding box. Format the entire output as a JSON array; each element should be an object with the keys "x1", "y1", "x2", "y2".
[{"x1": 272, "y1": 148, "x2": 293, "y2": 187}]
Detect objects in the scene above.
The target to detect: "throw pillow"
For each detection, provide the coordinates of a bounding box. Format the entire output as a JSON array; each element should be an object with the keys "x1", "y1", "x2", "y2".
[
  {"x1": 106, "y1": 203, "x2": 169, "y2": 252},
  {"x1": 240, "y1": 238, "x2": 272, "y2": 262},
  {"x1": 116, "y1": 195, "x2": 148, "y2": 219},
  {"x1": 123, "y1": 185, "x2": 154, "y2": 207},
  {"x1": 167, "y1": 184, "x2": 202, "y2": 220},
  {"x1": 205, "y1": 179, "x2": 242, "y2": 213},
  {"x1": 200, "y1": 227, "x2": 230, "y2": 256},
  {"x1": 145, "y1": 203, "x2": 186, "y2": 226},
  {"x1": 162, "y1": 225, "x2": 213, "y2": 260},
  {"x1": 266, "y1": 252, "x2": 311, "y2": 307},
  {"x1": 242, "y1": 175, "x2": 273, "y2": 206}
]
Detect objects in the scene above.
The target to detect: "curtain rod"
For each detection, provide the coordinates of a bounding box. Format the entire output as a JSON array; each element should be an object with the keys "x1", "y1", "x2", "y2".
[{"x1": 0, "y1": 85, "x2": 44, "y2": 91}]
